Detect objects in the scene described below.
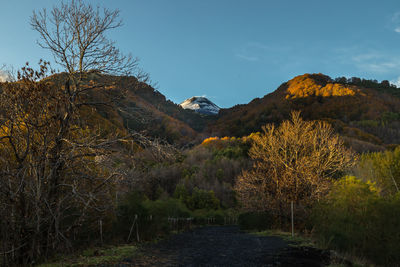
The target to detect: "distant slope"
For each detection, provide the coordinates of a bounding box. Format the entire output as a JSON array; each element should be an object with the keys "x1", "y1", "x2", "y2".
[
  {"x1": 209, "y1": 74, "x2": 400, "y2": 152},
  {"x1": 37, "y1": 72, "x2": 400, "y2": 151},
  {"x1": 46, "y1": 73, "x2": 215, "y2": 145}
]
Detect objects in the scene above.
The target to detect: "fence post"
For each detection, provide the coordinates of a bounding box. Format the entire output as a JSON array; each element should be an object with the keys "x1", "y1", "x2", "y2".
[
  {"x1": 135, "y1": 214, "x2": 140, "y2": 242},
  {"x1": 99, "y1": 219, "x2": 103, "y2": 246},
  {"x1": 291, "y1": 201, "x2": 294, "y2": 237},
  {"x1": 127, "y1": 215, "x2": 137, "y2": 242}
]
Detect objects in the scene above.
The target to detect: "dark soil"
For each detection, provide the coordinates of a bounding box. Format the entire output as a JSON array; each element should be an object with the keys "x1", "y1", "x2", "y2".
[{"x1": 105, "y1": 226, "x2": 331, "y2": 266}]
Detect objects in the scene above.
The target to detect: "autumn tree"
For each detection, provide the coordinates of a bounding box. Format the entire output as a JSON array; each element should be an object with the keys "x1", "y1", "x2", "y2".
[
  {"x1": 0, "y1": 0, "x2": 146, "y2": 264},
  {"x1": 235, "y1": 111, "x2": 355, "y2": 222},
  {"x1": 0, "y1": 62, "x2": 125, "y2": 265}
]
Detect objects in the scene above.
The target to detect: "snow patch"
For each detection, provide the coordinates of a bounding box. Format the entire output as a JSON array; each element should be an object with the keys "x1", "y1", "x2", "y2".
[
  {"x1": 0, "y1": 70, "x2": 10, "y2": 82},
  {"x1": 180, "y1": 96, "x2": 220, "y2": 115}
]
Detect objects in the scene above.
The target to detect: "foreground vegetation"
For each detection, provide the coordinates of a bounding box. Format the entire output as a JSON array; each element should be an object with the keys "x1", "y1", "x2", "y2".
[
  {"x1": 38, "y1": 245, "x2": 137, "y2": 267},
  {"x1": 312, "y1": 177, "x2": 400, "y2": 265}
]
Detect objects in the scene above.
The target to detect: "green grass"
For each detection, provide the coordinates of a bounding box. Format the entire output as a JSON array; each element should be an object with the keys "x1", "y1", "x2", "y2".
[
  {"x1": 37, "y1": 245, "x2": 137, "y2": 267},
  {"x1": 250, "y1": 230, "x2": 374, "y2": 267},
  {"x1": 250, "y1": 229, "x2": 315, "y2": 247}
]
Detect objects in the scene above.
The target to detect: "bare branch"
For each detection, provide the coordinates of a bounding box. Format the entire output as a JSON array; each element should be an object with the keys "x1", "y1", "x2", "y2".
[{"x1": 30, "y1": 0, "x2": 139, "y2": 77}]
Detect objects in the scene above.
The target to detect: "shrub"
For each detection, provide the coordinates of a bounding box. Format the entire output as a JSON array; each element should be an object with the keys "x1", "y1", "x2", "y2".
[
  {"x1": 356, "y1": 147, "x2": 400, "y2": 195},
  {"x1": 191, "y1": 209, "x2": 235, "y2": 225},
  {"x1": 173, "y1": 183, "x2": 189, "y2": 201},
  {"x1": 186, "y1": 187, "x2": 220, "y2": 210},
  {"x1": 115, "y1": 191, "x2": 236, "y2": 242},
  {"x1": 114, "y1": 191, "x2": 149, "y2": 239},
  {"x1": 115, "y1": 192, "x2": 193, "y2": 240},
  {"x1": 143, "y1": 198, "x2": 191, "y2": 218},
  {"x1": 238, "y1": 211, "x2": 273, "y2": 231},
  {"x1": 311, "y1": 176, "x2": 400, "y2": 265},
  {"x1": 142, "y1": 198, "x2": 191, "y2": 237}
]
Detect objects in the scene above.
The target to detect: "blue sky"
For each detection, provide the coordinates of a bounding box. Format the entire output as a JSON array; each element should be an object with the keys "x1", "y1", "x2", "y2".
[{"x1": 2, "y1": 0, "x2": 400, "y2": 108}]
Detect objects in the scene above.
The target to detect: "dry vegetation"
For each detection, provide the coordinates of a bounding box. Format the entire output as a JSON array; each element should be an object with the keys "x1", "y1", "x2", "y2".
[{"x1": 235, "y1": 112, "x2": 355, "y2": 224}]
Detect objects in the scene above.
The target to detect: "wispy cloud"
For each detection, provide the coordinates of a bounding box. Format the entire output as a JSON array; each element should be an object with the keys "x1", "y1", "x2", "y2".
[
  {"x1": 390, "y1": 12, "x2": 400, "y2": 33},
  {"x1": 234, "y1": 42, "x2": 265, "y2": 62},
  {"x1": 246, "y1": 42, "x2": 270, "y2": 50},
  {"x1": 234, "y1": 42, "x2": 290, "y2": 62},
  {"x1": 335, "y1": 46, "x2": 400, "y2": 74},
  {"x1": 235, "y1": 53, "x2": 259, "y2": 62},
  {"x1": 352, "y1": 53, "x2": 400, "y2": 73}
]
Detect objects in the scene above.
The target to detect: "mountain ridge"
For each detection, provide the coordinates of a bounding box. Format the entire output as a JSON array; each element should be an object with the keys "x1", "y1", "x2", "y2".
[
  {"x1": 9, "y1": 72, "x2": 400, "y2": 151},
  {"x1": 208, "y1": 73, "x2": 400, "y2": 152}
]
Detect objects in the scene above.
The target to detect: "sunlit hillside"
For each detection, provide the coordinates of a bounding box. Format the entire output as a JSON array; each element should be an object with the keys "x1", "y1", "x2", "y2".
[{"x1": 209, "y1": 73, "x2": 400, "y2": 152}]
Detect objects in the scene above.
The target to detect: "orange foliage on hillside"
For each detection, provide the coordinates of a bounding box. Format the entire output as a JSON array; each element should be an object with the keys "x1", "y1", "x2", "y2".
[
  {"x1": 285, "y1": 74, "x2": 360, "y2": 99},
  {"x1": 201, "y1": 136, "x2": 242, "y2": 147},
  {"x1": 209, "y1": 73, "x2": 400, "y2": 150},
  {"x1": 201, "y1": 136, "x2": 220, "y2": 145}
]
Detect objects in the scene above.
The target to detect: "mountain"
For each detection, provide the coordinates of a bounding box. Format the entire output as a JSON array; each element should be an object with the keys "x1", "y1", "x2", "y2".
[
  {"x1": 180, "y1": 96, "x2": 220, "y2": 115},
  {"x1": 24, "y1": 72, "x2": 400, "y2": 151},
  {"x1": 208, "y1": 73, "x2": 400, "y2": 152},
  {"x1": 39, "y1": 72, "x2": 216, "y2": 146}
]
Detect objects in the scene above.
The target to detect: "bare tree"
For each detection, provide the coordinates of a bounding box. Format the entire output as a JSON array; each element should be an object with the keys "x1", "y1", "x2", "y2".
[
  {"x1": 0, "y1": 62, "x2": 127, "y2": 265},
  {"x1": 235, "y1": 111, "x2": 356, "y2": 224},
  {"x1": 30, "y1": 0, "x2": 152, "y2": 131},
  {"x1": 0, "y1": 2, "x2": 165, "y2": 265},
  {"x1": 30, "y1": 0, "x2": 145, "y2": 79},
  {"x1": 0, "y1": 1, "x2": 151, "y2": 264}
]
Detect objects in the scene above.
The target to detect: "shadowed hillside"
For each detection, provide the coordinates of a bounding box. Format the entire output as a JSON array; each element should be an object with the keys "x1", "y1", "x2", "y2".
[{"x1": 41, "y1": 72, "x2": 217, "y2": 145}]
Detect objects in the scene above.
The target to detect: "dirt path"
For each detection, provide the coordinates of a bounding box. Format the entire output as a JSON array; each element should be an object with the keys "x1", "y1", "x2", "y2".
[{"x1": 109, "y1": 226, "x2": 330, "y2": 266}]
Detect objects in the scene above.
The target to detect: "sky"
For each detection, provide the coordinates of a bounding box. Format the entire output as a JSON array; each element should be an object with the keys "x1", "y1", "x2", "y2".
[{"x1": 2, "y1": 0, "x2": 400, "y2": 108}]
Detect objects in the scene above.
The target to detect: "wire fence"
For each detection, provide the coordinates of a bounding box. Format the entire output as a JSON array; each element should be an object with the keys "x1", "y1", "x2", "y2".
[{"x1": 106, "y1": 214, "x2": 239, "y2": 244}]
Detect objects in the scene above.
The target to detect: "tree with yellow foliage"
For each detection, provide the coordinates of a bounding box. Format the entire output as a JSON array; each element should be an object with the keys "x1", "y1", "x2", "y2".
[{"x1": 235, "y1": 111, "x2": 355, "y2": 224}]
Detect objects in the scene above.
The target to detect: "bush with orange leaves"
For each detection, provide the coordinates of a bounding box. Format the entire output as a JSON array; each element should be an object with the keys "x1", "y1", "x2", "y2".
[
  {"x1": 235, "y1": 111, "x2": 356, "y2": 226},
  {"x1": 201, "y1": 136, "x2": 221, "y2": 145}
]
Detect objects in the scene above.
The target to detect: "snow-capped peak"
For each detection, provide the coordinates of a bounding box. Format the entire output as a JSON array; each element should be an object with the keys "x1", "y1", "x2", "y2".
[{"x1": 180, "y1": 96, "x2": 220, "y2": 115}]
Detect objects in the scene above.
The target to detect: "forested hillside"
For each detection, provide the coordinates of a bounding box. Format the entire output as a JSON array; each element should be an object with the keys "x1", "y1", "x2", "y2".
[
  {"x1": 209, "y1": 73, "x2": 400, "y2": 152},
  {"x1": 42, "y1": 72, "x2": 217, "y2": 146},
  {"x1": 35, "y1": 72, "x2": 400, "y2": 152}
]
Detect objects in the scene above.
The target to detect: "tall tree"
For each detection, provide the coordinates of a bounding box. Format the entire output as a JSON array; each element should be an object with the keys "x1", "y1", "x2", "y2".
[
  {"x1": 235, "y1": 112, "x2": 355, "y2": 222},
  {"x1": 0, "y1": 1, "x2": 146, "y2": 264},
  {"x1": 30, "y1": 0, "x2": 141, "y2": 78},
  {"x1": 0, "y1": 62, "x2": 121, "y2": 264}
]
